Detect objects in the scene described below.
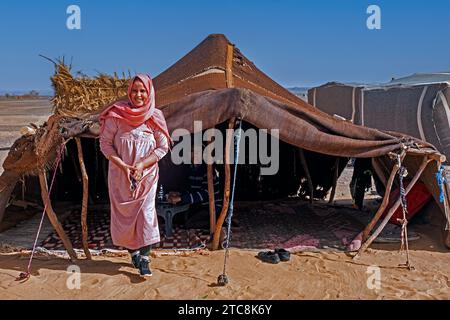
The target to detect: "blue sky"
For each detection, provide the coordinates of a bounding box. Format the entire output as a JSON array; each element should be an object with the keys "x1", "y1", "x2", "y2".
[{"x1": 0, "y1": 0, "x2": 449, "y2": 93}]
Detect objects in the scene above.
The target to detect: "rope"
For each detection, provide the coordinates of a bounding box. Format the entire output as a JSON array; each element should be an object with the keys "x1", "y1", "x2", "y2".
[
  {"x1": 436, "y1": 165, "x2": 450, "y2": 230},
  {"x1": 16, "y1": 142, "x2": 66, "y2": 282},
  {"x1": 397, "y1": 154, "x2": 413, "y2": 270},
  {"x1": 436, "y1": 165, "x2": 446, "y2": 203},
  {"x1": 221, "y1": 119, "x2": 242, "y2": 277}
]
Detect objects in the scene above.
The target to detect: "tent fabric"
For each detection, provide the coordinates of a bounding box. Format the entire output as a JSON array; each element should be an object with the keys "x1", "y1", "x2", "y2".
[
  {"x1": 308, "y1": 80, "x2": 450, "y2": 161},
  {"x1": 153, "y1": 87, "x2": 435, "y2": 159},
  {"x1": 152, "y1": 34, "x2": 307, "y2": 109}
]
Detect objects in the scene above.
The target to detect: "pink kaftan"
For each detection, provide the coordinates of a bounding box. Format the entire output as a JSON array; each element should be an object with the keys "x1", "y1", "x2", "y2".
[{"x1": 99, "y1": 117, "x2": 169, "y2": 249}]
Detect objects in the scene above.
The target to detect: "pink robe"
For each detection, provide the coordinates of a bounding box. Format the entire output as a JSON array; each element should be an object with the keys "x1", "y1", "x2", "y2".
[{"x1": 99, "y1": 117, "x2": 169, "y2": 249}]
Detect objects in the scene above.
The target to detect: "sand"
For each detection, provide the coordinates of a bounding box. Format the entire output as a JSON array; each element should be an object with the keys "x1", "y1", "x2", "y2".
[
  {"x1": 0, "y1": 99, "x2": 449, "y2": 300},
  {"x1": 0, "y1": 248, "x2": 449, "y2": 299}
]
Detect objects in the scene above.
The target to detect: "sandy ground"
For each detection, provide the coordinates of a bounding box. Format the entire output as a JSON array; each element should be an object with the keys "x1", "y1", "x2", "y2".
[{"x1": 0, "y1": 100, "x2": 449, "y2": 300}]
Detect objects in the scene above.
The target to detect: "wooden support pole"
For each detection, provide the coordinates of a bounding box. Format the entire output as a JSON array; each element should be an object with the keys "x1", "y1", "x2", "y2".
[
  {"x1": 75, "y1": 137, "x2": 92, "y2": 260},
  {"x1": 328, "y1": 158, "x2": 340, "y2": 204},
  {"x1": 354, "y1": 157, "x2": 431, "y2": 258},
  {"x1": 362, "y1": 163, "x2": 400, "y2": 241},
  {"x1": 299, "y1": 149, "x2": 314, "y2": 203},
  {"x1": 38, "y1": 170, "x2": 77, "y2": 261},
  {"x1": 205, "y1": 130, "x2": 216, "y2": 235},
  {"x1": 371, "y1": 158, "x2": 388, "y2": 187},
  {"x1": 212, "y1": 118, "x2": 235, "y2": 250}
]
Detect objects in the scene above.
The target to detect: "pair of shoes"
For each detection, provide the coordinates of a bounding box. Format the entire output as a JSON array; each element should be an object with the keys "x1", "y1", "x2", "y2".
[
  {"x1": 131, "y1": 253, "x2": 141, "y2": 269},
  {"x1": 257, "y1": 249, "x2": 291, "y2": 264},
  {"x1": 257, "y1": 251, "x2": 280, "y2": 264},
  {"x1": 274, "y1": 248, "x2": 290, "y2": 262},
  {"x1": 139, "y1": 259, "x2": 153, "y2": 277}
]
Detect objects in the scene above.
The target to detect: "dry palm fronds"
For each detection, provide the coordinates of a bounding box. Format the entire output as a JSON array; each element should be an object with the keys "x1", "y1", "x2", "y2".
[{"x1": 49, "y1": 58, "x2": 130, "y2": 118}]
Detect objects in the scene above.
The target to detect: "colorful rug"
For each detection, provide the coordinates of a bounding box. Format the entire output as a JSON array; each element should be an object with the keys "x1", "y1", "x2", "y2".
[
  {"x1": 230, "y1": 200, "x2": 365, "y2": 251},
  {"x1": 41, "y1": 200, "x2": 365, "y2": 252},
  {"x1": 40, "y1": 208, "x2": 210, "y2": 250}
]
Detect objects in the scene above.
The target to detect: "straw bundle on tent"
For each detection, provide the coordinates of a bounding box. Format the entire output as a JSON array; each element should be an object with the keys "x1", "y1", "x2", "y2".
[{"x1": 49, "y1": 59, "x2": 130, "y2": 118}]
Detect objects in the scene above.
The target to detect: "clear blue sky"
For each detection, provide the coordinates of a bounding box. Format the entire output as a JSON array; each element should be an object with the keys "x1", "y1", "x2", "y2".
[{"x1": 1, "y1": 0, "x2": 449, "y2": 93}]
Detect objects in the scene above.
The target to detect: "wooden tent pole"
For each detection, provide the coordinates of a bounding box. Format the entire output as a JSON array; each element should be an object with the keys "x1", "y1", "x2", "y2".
[
  {"x1": 75, "y1": 138, "x2": 92, "y2": 260},
  {"x1": 354, "y1": 157, "x2": 431, "y2": 258},
  {"x1": 38, "y1": 170, "x2": 77, "y2": 260},
  {"x1": 361, "y1": 163, "x2": 400, "y2": 241},
  {"x1": 205, "y1": 130, "x2": 217, "y2": 235},
  {"x1": 212, "y1": 118, "x2": 235, "y2": 250},
  {"x1": 211, "y1": 42, "x2": 236, "y2": 250},
  {"x1": 299, "y1": 149, "x2": 314, "y2": 203},
  {"x1": 328, "y1": 158, "x2": 340, "y2": 204}
]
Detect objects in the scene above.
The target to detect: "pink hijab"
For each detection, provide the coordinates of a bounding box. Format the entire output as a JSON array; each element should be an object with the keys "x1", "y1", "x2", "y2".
[{"x1": 99, "y1": 74, "x2": 172, "y2": 145}]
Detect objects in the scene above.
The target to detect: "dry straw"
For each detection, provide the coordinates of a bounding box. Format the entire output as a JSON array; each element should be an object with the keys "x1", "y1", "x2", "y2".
[{"x1": 47, "y1": 57, "x2": 130, "y2": 118}]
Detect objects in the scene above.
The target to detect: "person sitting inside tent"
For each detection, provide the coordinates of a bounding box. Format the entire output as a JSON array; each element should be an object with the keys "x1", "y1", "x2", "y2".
[
  {"x1": 167, "y1": 161, "x2": 223, "y2": 226},
  {"x1": 350, "y1": 158, "x2": 373, "y2": 210}
]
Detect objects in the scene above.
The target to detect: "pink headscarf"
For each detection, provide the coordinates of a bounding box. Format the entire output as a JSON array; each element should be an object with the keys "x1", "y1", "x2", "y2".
[{"x1": 99, "y1": 74, "x2": 172, "y2": 145}]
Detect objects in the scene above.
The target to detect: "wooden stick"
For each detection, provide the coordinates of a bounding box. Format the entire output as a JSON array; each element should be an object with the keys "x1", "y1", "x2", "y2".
[
  {"x1": 328, "y1": 158, "x2": 340, "y2": 204},
  {"x1": 299, "y1": 149, "x2": 314, "y2": 203},
  {"x1": 38, "y1": 170, "x2": 77, "y2": 261},
  {"x1": 212, "y1": 118, "x2": 235, "y2": 250},
  {"x1": 371, "y1": 158, "x2": 388, "y2": 187},
  {"x1": 75, "y1": 138, "x2": 92, "y2": 260},
  {"x1": 205, "y1": 130, "x2": 216, "y2": 235},
  {"x1": 362, "y1": 163, "x2": 400, "y2": 241},
  {"x1": 355, "y1": 157, "x2": 431, "y2": 257}
]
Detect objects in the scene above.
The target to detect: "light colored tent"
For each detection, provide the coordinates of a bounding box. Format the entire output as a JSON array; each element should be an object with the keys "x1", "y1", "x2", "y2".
[
  {"x1": 1, "y1": 35, "x2": 449, "y2": 261},
  {"x1": 307, "y1": 74, "x2": 450, "y2": 160}
]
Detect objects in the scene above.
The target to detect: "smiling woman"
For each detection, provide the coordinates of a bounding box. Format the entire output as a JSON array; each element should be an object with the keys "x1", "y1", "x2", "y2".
[{"x1": 99, "y1": 74, "x2": 172, "y2": 277}]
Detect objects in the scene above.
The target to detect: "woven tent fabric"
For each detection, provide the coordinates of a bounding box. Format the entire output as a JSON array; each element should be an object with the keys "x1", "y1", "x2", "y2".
[{"x1": 308, "y1": 80, "x2": 450, "y2": 160}]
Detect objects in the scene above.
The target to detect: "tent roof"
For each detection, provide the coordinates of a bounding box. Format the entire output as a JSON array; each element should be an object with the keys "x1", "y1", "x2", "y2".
[{"x1": 153, "y1": 34, "x2": 307, "y2": 108}]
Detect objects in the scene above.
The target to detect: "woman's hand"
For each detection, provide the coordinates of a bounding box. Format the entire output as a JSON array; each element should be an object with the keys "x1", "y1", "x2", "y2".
[
  {"x1": 108, "y1": 155, "x2": 133, "y2": 184},
  {"x1": 132, "y1": 162, "x2": 145, "y2": 181}
]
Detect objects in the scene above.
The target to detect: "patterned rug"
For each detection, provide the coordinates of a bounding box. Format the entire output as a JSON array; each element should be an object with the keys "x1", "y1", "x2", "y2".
[
  {"x1": 41, "y1": 200, "x2": 365, "y2": 252},
  {"x1": 40, "y1": 208, "x2": 210, "y2": 250},
  {"x1": 230, "y1": 199, "x2": 365, "y2": 251}
]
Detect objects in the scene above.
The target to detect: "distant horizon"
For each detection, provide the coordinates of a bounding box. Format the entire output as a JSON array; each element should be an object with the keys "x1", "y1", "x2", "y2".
[{"x1": 1, "y1": 1, "x2": 450, "y2": 92}]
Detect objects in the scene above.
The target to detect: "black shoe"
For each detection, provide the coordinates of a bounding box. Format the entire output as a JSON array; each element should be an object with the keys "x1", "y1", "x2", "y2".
[
  {"x1": 274, "y1": 248, "x2": 290, "y2": 262},
  {"x1": 131, "y1": 253, "x2": 141, "y2": 269},
  {"x1": 257, "y1": 251, "x2": 280, "y2": 264},
  {"x1": 139, "y1": 259, "x2": 152, "y2": 277}
]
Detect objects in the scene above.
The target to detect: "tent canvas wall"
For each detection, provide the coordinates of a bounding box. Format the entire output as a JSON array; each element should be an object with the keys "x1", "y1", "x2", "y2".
[
  {"x1": 1, "y1": 35, "x2": 450, "y2": 260},
  {"x1": 307, "y1": 74, "x2": 450, "y2": 161}
]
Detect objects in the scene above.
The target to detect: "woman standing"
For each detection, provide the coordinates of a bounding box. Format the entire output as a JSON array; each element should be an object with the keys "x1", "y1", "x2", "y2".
[{"x1": 99, "y1": 74, "x2": 171, "y2": 277}]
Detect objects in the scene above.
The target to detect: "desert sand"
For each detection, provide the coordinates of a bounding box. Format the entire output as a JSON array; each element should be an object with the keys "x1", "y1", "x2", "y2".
[{"x1": 0, "y1": 99, "x2": 449, "y2": 300}]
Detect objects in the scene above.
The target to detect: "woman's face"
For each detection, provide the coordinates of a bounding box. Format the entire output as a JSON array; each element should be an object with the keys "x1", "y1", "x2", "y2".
[{"x1": 130, "y1": 79, "x2": 149, "y2": 107}]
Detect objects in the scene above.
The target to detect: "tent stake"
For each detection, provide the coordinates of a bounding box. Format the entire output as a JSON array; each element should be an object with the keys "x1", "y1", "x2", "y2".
[
  {"x1": 299, "y1": 149, "x2": 314, "y2": 203},
  {"x1": 38, "y1": 170, "x2": 77, "y2": 261},
  {"x1": 212, "y1": 118, "x2": 235, "y2": 250},
  {"x1": 354, "y1": 157, "x2": 431, "y2": 259},
  {"x1": 75, "y1": 138, "x2": 92, "y2": 260},
  {"x1": 328, "y1": 158, "x2": 340, "y2": 204}
]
